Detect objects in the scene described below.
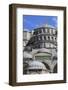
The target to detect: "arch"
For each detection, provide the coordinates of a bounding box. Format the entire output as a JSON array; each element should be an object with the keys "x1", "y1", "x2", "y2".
[{"x1": 53, "y1": 64, "x2": 57, "y2": 73}]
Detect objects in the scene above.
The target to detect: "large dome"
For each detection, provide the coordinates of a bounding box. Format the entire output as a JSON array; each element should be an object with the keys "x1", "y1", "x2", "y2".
[{"x1": 28, "y1": 61, "x2": 47, "y2": 70}]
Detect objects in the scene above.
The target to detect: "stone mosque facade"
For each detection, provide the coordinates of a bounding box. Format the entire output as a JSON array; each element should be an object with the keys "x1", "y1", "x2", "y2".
[{"x1": 23, "y1": 24, "x2": 57, "y2": 74}]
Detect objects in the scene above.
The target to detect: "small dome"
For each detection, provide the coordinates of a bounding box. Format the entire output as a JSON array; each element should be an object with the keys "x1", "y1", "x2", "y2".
[{"x1": 28, "y1": 61, "x2": 47, "y2": 70}]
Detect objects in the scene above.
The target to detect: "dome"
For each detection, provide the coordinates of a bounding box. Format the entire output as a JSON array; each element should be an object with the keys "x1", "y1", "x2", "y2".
[{"x1": 28, "y1": 61, "x2": 47, "y2": 70}]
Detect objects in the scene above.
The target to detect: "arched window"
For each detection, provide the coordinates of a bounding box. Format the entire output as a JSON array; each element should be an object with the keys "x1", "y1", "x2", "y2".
[
  {"x1": 51, "y1": 36, "x2": 53, "y2": 41},
  {"x1": 40, "y1": 36, "x2": 42, "y2": 40},
  {"x1": 44, "y1": 36, "x2": 46, "y2": 40},
  {"x1": 48, "y1": 36, "x2": 50, "y2": 40},
  {"x1": 50, "y1": 29, "x2": 52, "y2": 34}
]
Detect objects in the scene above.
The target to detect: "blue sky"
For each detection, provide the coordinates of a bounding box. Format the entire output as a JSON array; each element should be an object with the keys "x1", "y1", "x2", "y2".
[{"x1": 23, "y1": 15, "x2": 57, "y2": 31}]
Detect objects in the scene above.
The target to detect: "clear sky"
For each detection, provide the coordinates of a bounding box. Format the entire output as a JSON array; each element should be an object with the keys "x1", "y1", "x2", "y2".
[{"x1": 23, "y1": 15, "x2": 57, "y2": 31}]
